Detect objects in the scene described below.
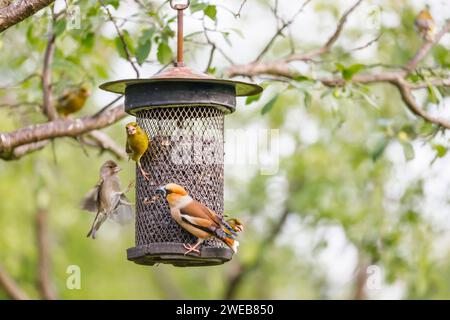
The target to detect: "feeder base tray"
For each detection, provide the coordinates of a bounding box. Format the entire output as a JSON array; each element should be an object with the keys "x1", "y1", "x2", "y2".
[{"x1": 127, "y1": 243, "x2": 233, "y2": 267}]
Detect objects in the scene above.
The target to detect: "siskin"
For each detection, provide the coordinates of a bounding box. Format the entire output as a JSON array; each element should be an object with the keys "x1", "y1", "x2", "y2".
[
  {"x1": 126, "y1": 122, "x2": 151, "y2": 181},
  {"x1": 157, "y1": 183, "x2": 239, "y2": 255},
  {"x1": 56, "y1": 86, "x2": 90, "y2": 116},
  {"x1": 81, "y1": 160, "x2": 133, "y2": 239},
  {"x1": 414, "y1": 6, "x2": 435, "y2": 41}
]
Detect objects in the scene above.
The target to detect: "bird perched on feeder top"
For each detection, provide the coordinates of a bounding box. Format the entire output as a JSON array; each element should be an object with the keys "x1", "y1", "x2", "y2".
[
  {"x1": 125, "y1": 122, "x2": 151, "y2": 181},
  {"x1": 414, "y1": 6, "x2": 435, "y2": 41},
  {"x1": 81, "y1": 160, "x2": 133, "y2": 239},
  {"x1": 56, "y1": 86, "x2": 91, "y2": 116},
  {"x1": 156, "y1": 183, "x2": 239, "y2": 255}
]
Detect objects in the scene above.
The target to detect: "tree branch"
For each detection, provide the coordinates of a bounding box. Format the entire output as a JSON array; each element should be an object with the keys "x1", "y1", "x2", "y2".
[
  {"x1": 36, "y1": 207, "x2": 56, "y2": 300},
  {"x1": 42, "y1": 33, "x2": 58, "y2": 121},
  {"x1": 84, "y1": 130, "x2": 128, "y2": 161},
  {"x1": 0, "y1": 104, "x2": 127, "y2": 160},
  {"x1": 0, "y1": 0, "x2": 55, "y2": 33},
  {"x1": 226, "y1": 10, "x2": 450, "y2": 131},
  {"x1": 224, "y1": 208, "x2": 290, "y2": 300},
  {"x1": 226, "y1": 0, "x2": 364, "y2": 77},
  {"x1": 0, "y1": 265, "x2": 30, "y2": 300},
  {"x1": 403, "y1": 20, "x2": 450, "y2": 74},
  {"x1": 253, "y1": 0, "x2": 313, "y2": 62},
  {"x1": 100, "y1": 0, "x2": 140, "y2": 78}
]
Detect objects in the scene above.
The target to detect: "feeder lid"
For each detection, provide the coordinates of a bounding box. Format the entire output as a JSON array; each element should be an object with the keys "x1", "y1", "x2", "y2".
[{"x1": 99, "y1": 65, "x2": 263, "y2": 97}]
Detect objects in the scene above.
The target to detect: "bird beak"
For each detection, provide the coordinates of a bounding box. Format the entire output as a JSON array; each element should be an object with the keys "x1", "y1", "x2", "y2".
[
  {"x1": 113, "y1": 167, "x2": 122, "y2": 173},
  {"x1": 156, "y1": 186, "x2": 167, "y2": 197}
]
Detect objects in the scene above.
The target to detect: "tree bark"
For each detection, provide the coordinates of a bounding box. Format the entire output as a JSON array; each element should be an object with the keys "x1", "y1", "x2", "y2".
[{"x1": 0, "y1": 0, "x2": 55, "y2": 33}]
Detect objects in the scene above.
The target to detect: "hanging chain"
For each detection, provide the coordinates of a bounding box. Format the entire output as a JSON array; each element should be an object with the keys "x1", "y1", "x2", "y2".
[{"x1": 170, "y1": 0, "x2": 190, "y2": 66}]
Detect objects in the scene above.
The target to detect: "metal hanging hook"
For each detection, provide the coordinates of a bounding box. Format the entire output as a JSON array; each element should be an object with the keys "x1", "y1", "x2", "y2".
[
  {"x1": 170, "y1": 0, "x2": 190, "y2": 10},
  {"x1": 170, "y1": 0, "x2": 190, "y2": 67}
]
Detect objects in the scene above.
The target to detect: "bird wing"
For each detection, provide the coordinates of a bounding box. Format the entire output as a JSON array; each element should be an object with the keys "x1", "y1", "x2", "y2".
[
  {"x1": 180, "y1": 202, "x2": 237, "y2": 239},
  {"x1": 180, "y1": 213, "x2": 218, "y2": 236},
  {"x1": 181, "y1": 201, "x2": 221, "y2": 226},
  {"x1": 81, "y1": 179, "x2": 102, "y2": 212},
  {"x1": 110, "y1": 194, "x2": 133, "y2": 225},
  {"x1": 125, "y1": 139, "x2": 132, "y2": 156}
]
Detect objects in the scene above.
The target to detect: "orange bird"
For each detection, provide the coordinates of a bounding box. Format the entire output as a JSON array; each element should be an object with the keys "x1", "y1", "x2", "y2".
[{"x1": 156, "y1": 183, "x2": 239, "y2": 255}]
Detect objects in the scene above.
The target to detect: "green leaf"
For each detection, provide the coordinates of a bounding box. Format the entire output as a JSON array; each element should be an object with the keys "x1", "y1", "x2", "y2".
[
  {"x1": 139, "y1": 27, "x2": 155, "y2": 44},
  {"x1": 114, "y1": 30, "x2": 135, "y2": 59},
  {"x1": 342, "y1": 63, "x2": 365, "y2": 81},
  {"x1": 293, "y1": 75, "x2": 311, "y2": 82},
  {"x1": 190, "y1": 1, "x2": 208, "y2": 13},
  {"x1": 401, "y1": 141, "x2": 415, "y2": 161},
  {"x1": 245, "y1": 93, "x2": 262, "y2": 105},
  {"x1": 433, "y1": 144, "x2": 447, "y2": 158},
  {"x1": 427, "y1": 84, "x2": 442, "y2": 104},
  {"x1": 371, "y1": 137, "x2": 389, "y2": 161},
  {"x1": 204, "y1": 5, "x2": 217, "y2": 20},
  {"x1": 303, "y1": 91, "x2": 312, "y2": 108},
  {"x1": 104, "y1": 0, "x2": 120, "y2": 9},
  {"x1": 53, "y1": 19, "x2": 67, "y2": 36},
  {"x1": 157, "y1": 42, "x2": 173, "y2": 64},
  {"x1": 136, "y1": 40, "x2": 151, "y2": 65},
  {"x1": 261, "y1": 95, "x2": 279, "y2": 115}
]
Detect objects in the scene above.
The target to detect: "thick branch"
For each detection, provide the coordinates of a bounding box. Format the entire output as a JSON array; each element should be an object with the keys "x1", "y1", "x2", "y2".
[
  {"x1": 0, "y1": 265, "x2": 30, "y2": 300},
  {"x1": 0, "y1": 104, "x2": 127, "y2": 159},
  {"x1": 0, "y1": 0, "x2": 55, "y2": 33}
]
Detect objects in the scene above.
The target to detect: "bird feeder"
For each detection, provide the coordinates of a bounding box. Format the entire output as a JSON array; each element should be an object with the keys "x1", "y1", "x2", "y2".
[{"x1": 100, "y1": 0, "x2": 262, "y2": 267}]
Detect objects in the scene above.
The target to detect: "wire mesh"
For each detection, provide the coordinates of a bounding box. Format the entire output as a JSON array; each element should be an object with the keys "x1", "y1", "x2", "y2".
[{"x1": 135, "y1": 105, "x2": 225, "y2": 250}]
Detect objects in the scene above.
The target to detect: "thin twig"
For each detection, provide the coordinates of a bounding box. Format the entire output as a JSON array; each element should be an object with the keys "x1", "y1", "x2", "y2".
[
  {"x1": 100, "y1": 0, "x2": 140, "y2": 78},
  {"x1": 234, "y1": 0, "x2": 248, "y2": 18},
  {"x1": 253, "y1": 0, "x2": 313, "y2": 62},
  {"x1": 36, "y1": 207, "x2": 57, "y2": 300},
  {"x1": 42, "y1": 33, "x2": 58, "y2": 121},
  {"x1": 0, "y1": 265, "x2": 30, "y2": 300}
]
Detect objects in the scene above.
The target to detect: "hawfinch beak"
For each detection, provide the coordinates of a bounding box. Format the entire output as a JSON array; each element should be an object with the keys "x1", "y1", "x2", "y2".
[{"x1": 156, "y1": 186, "x2": 167, "y2": 197}]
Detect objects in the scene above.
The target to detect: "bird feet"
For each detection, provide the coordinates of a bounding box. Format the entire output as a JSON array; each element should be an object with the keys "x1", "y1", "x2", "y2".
[
  {"x1": 183, "y1": 243, "x2": 201, "y2": 255},
  {"x1": 139, "y1": 167, "x2": 151, "y2": 181}
]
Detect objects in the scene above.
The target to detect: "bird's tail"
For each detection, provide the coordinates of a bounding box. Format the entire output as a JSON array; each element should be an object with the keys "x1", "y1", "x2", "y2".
[
  {"x1": 222, "y1": 237, "x2": 239, "y2": 253},
  {"x1": 215, "y1": 227, "x2": 239, "y2": 253},
  {"x1": 86, "y1": 212, "x2": 105, "y2": 239}
]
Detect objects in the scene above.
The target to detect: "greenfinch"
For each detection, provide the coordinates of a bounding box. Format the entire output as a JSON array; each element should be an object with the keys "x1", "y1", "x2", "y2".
[
  {"x1": 156, "y1": 183, "x2": 239, "y2": 255},
  {"x1": 56, "y1": 86, "x2": 90, "y2": 116},
  {"x1": 125, "y1": 122, "x2": 150, "y2": 181},
  {"x1": 81, "y1": 160, "x2": 133, "y2": 239},
  {"x1": 414, "y1": 7, "x2": 435, "y2": 41}
]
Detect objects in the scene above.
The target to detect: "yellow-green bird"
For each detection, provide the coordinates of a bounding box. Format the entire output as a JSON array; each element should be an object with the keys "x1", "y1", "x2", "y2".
[
  {"x1": 126, "y1": 122, "x2": 150, "y2": 181},
  {"x1": 414, "y1": 6, "x2": 435, "y2": 41},
  {"x1": 56, "y1": 86, "x2": 90, "y2": 116}
]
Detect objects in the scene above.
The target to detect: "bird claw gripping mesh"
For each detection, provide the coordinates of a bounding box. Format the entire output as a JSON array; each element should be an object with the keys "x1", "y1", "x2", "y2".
[{"x1": 126, "y1": 106, "x2": 233, "y2": 267}]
